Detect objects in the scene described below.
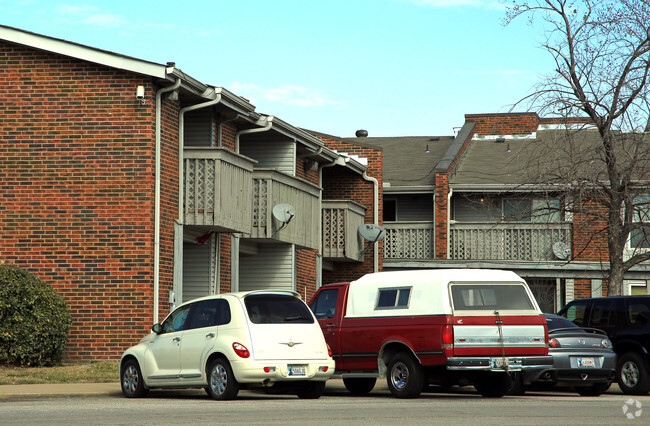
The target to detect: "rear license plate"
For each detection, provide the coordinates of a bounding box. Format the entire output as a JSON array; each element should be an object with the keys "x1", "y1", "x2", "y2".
[
  {"x1": 491, "y1": 358, "x2": 508, "y2": 369},
  {"x1": 288, "y1": 365, "x2": 306, "y2": 376},
  {"x1": 577, "y1": 357, "x2": 595, "y2": 368}
]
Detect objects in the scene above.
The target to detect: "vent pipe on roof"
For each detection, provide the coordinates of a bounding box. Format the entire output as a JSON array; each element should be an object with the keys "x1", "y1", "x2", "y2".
[{"x1": 355, "y1": 129, "x2": 368, "y2": 137}]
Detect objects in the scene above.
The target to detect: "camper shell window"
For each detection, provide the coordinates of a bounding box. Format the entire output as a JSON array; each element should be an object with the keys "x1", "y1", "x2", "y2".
[
  {"x1": 375, "y1": 287, "x2": 412, "y2": 310},
  {"x1": 450, "y1": 283, "x2": 534, "y2": 311}
]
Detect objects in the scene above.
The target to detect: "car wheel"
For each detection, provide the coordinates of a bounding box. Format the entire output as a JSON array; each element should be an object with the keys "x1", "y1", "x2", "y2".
[
  {"x1": 296, "y1": 381, "x2": 326, "y2": 399},
  {"x1": 343, "y1": 377, "x2": 377, "y2": 395},
  {"x1": 474, "y1": 373, "x2": 513, "y2": 398},
  {"x1": 386, "y1": 353, "x2": 425, "y2": 398},
  {"x1": 617, "y1": 352, "x2": 650, "y2": 395},
  {"x1": 507, "y1": 372, "x2": 526, "y2": 396},
  {"x1": 121, "y1": 359, "x2": 149, "y2": 398},
  {"x1": 206, "y1": 358, "x2": 239, "y2": 400},
  {"x1": 575, "y1": 382, "x2": 610, "y2": 397}
]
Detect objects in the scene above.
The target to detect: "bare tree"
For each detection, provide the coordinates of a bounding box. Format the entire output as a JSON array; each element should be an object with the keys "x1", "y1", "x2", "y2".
[{"x1": 505, "y1": 0, "x2": 650, "y2": 295}]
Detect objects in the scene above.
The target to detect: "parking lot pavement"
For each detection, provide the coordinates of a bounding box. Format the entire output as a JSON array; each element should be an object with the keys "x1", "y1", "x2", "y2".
[{"x1": 0, "y1": 379, "x2": 625, "y2": 399}]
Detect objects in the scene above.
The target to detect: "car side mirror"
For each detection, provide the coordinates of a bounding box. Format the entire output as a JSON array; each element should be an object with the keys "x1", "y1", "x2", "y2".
[{"x1": 152, "y1": 323, "x2": 163, "y2": 334}]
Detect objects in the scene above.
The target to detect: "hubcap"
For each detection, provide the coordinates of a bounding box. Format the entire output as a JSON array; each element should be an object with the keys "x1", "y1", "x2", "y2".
[
  {"x1": 123, "y1": 365, "x2": 138, "y2": 394},
  {"x1": 621, "y1": 361, "x2": 639, "y2": 388},
  {"x1": 210, "y1": 364, "x2": 227, "y2": 395},
  {"x1": 391, "y1": 361, "x2": 409, "y2": 390}
]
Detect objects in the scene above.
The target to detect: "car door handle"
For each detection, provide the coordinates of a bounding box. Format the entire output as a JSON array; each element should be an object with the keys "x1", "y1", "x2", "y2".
[
  {"x1": 206, "y1": 333, "x2": 215, "y2": 338},
  {"x1": 324, "y1": 324, "x2": 335, "y2": 329},
  {"x1": 173, "y1": 337, "x2": 181, "y2": 343}
]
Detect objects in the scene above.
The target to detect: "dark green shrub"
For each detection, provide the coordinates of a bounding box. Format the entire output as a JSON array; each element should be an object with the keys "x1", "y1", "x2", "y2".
[{"x1": 0, "y1": 264, "x2": 72, "y2": 366}]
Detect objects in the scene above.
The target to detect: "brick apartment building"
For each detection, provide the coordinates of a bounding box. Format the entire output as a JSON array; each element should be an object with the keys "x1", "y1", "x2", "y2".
[
  {"x1": 0, "y1": 25, "x2": 381, "y2": 361},
  {"x1": 321, "y1": 113, "x2": 650, "y2": 313}
]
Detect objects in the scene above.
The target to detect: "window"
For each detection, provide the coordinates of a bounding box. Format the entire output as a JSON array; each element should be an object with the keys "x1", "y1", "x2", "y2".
[
  {"x1": 384, "y1": 199, "x2": 396, "y2": 221},
  {"x1": 310, "y1": 289, "x2": 339, "y2": 319},
  {"x1": 562, "y1": 300, "x2": 589, "y2": 326},
  {"x1": 503, "y1": 199, "x2": 532, "y2": 222},
  {"x1": 630, "y1": 195, "x2": 650, "y2": 249},
  {"x1": 161, "y1": 305, "x2": 192, "y2": 333},
  {"x1": 627, "y1": 300, "x2": 650, "y2": 327},
  {"x1": 187, "y1": 299, "x2": 231, "y2": 329},
  {"x1": 450, "y1": 284, "x2": 534, "y2": 311},
  {"x1": 375, "y1": 287, "x2": 411, "y2": 309},
  {"x1": 245, "y1": 294, "x2": 314, "y2": 324},
  {"x1": 590, "y1": 300, "x2": 613, "y2": 328}
]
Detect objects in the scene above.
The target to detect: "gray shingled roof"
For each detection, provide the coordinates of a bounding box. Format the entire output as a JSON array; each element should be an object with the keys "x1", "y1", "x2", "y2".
[
  {"x1": 450, "y1": 129, "x2": 650, "y2": 188},
  {"x1": 308, "y1": 131, "x2": 454, "y2": 187}
]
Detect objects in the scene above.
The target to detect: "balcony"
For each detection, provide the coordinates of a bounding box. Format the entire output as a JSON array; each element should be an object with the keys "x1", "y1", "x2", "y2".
[
  {"x1": 251, "y1": 169, "x2": 321, "y2": 249},
  {"x1": 449, "y1": 222, "x2": 572, "y2": 261},
  {"x1": 322, "y1": 200, "x2": 366, "y2": 262},
  {"x1": 183, "y1": 147, "x2": 255, "y2": 233},
  {"x1": 384, "y1": 222, "x2": 434, "y2": 260}
]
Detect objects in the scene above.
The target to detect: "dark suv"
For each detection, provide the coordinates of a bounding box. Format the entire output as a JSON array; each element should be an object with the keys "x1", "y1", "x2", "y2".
[{"x1": 557, "y1": 296, "x2": 650, "y2": 395}]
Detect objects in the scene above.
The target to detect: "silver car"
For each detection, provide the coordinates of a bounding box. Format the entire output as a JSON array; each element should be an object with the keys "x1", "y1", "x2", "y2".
[{"x1": 514, "y1": 314, "x2": 616, "y2": 396}]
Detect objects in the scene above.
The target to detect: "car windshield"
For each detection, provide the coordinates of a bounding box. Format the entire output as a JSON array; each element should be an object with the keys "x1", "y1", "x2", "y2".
[
  {"x1": 245, "y1": 294, "x2": 314, "y2": 324},
  {"x1": 545, "y1": 315, "x2": 581, "y2": 331},
  {"x1": 450, "y1": 283, "x2": 535, "y2": 311}
]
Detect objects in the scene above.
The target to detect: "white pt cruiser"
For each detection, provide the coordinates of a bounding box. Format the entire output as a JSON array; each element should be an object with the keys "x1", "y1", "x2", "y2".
[{"x1": 120, "y1": 290, "x2": 335, "y2": 400}]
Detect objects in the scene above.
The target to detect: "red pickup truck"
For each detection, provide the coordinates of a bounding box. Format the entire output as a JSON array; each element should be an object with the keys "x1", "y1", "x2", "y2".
[{"x1": 309, "y1": 269, "x2": 552, "y2": 398}]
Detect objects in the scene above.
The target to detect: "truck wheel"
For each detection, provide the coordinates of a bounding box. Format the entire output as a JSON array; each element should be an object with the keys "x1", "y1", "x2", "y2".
[
  {"x1": 507, "y1": 372, "x2": 525, "y2": 396},
  {"x1": 617, "y1": 352, "x2": 650, "y2": 395},
  {"x1": 206, "y1": 357, "x2": 239, "y2": 400},
  {"x1": 575, "y1": 382, "x2": 610, "y2": 397},
  {"x1": 386, "y1": 353, "x2": 425, "y2": 398},
  {"x1": 296, "y1": 381, "x2": 326, "y2": 399},
  {"x1": 474, "y1": 373, "x2": 513, "y2": 398},
  {"x1": 343, "y1": 377, "x2": 376, "y2": 395}
]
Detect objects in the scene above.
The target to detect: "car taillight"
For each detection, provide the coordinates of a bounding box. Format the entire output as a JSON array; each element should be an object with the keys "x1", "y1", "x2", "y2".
[
  {"x1": 233, "y1": 342, "x2": 250, "y2": 358},
  {"x1": 327, "y1": 344, "x2": 333, "y2": 358},
  {"x1": 601, "y1": 338, "x2": 612, "y2": 349},
  {"x1": 548, "y1": 338, "x2": 560, "y2": 348},
  {"x1": 442, "y1": 325, "x2": 454, "y2": 349}
]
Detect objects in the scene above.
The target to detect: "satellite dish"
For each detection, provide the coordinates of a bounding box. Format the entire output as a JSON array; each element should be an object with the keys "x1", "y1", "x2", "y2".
[
  {"x1": 358, "y1": 224, "x2": 386, "y2": 242},
  {"x1": 552, "y1": 241, "x2": 571, "y2": 260},
  {"x1": 272, "y1": 204, "x2": 296, "y2": 224}
]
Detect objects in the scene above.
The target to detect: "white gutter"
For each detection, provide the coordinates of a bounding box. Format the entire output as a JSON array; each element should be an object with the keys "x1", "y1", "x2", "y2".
[
  {"x1": 235, "y1": 116, "x2": 274, "y2": 153},
  {"x1": 362, "y1": 171, "x2": 380, "y2": 272},
  {"x1": 446, "y1": 187, "x2": 453, "y2": 259},
  {"x1": 153, "y1": 78, "x2": 181, "y2": 324},
  {"x1": 178, "y1": 89, "x2": 223, "y2": 220}
]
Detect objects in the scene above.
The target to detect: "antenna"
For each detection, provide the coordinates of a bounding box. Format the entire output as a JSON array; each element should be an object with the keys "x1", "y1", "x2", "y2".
[
  {"x1": 552, "y1": 241, "x2": 571, "y2": 260},
  {"x1": 358, "y1": 224, "x2": 386, "y2": 258},
  {"x1": 272, "y1": 204, "x2": 296, "y2": 234}
]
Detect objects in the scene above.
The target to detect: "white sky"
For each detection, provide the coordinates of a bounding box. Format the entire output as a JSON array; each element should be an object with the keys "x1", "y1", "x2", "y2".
[{"x1": 1, "y1": 0, "x2": 553, "y2": 137}]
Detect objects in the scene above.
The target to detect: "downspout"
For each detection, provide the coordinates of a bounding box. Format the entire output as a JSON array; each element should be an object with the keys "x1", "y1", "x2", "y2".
[
  {"x1": 363, "y1": 171, "x2": 380, "y2": 272},
  {"x1": 154, "y1": 77, "x2": 181, "y2": 323},
  {"x1": 178, "y1": 90, "x2": 223, "y2": 220},
  {"x1": 235, "y1": 116, "x2": 274, "y2": 153},
  {"x1": 447, "y1": 187, "x2": 453, "y2": 259}
]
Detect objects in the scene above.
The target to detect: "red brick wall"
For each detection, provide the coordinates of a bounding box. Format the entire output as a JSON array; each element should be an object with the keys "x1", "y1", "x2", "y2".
[
  {"x1": 219, "y1": 121, "x2": 237, "y2": 150},
  {"x1": 574, "y1": 279, "x2": 592, "y2": 299},
  {"x1": 467, "y1": 113, "x2": 539, "y2": 136},
  {"x1": 572, "y1": 199, "x2": 609, "y2": 262},
  {"x1": 435, "y1": 174, "x2": 450, "y2": 258},
  {"x1": 296, "y1": 249, "x2": 318, "y2": 301},
  {"x1": 0, "y1": 41, "x2": 174, "y2": 360},
  {"x1": 318, "y1": 139, "x2": 383, "y2": 283}
]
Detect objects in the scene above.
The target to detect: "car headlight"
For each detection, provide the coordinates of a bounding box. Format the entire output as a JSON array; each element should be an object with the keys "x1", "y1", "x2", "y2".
[{"x1": 601, "y1": 338, "x2": 612, "y2": 349}]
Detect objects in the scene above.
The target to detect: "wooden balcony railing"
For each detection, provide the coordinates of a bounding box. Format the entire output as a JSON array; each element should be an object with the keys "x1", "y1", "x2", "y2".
[
  {"x1": 383, "y1": 222, "x2": 434, "y2": 260},
  {"x1": 322, "y1": 200, "x2": 366, "y2": 262},
  {"x1": 251, "y1": 169, "x2": 321, "y2": 249},
  {"x1": 183, "y1": 147, "x2": 255, "y2": 233},
  {"x1": 449, "y1": 222, "x2": 572, "y2": 261}
]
